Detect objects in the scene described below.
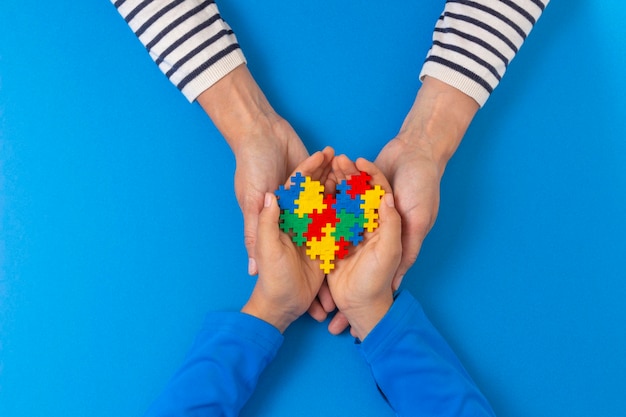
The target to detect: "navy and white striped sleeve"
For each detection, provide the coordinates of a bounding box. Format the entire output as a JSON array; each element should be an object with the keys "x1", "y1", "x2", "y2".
[
  {"x1": 111, "y1": 0, "x2": 246, "y2": 102},
  {"x1": 420, "y1": 0, "x2": 549, "y2": 107}
]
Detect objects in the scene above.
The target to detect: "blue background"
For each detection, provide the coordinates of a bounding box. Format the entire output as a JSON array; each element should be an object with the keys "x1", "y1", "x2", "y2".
[{"x1": 1, "y1": 1, "x2": 625, "y2": 416}]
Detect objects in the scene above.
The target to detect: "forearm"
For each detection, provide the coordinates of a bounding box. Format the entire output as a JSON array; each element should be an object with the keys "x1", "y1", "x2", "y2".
[
  {"x1": 358, "y1": 291, "x2": 495, "y2": 417},
  {"x1": 145, "y1": 312, "x2": 283, "y2": 417},
  {"x1": 407, "y1": 0, "x2": 550, "y2": 168},
  {"x1": 398, "y1": 76, "x2": 479, "y2": 174}
]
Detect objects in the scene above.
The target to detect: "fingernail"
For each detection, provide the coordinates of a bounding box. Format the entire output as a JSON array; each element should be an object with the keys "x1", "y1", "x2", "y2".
[
  {"x1": 385, "y1": 193, "x2": 394, "y2": 207},
  {"x1": 248, "y1": 258, "x2": 257, "y2": 275},
  {"x1": 264, "y1": 193, "x2": 272, "y2": 207}
]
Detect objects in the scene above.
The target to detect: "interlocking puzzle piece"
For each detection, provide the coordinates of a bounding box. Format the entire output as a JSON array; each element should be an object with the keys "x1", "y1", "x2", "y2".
[
  {"x1": 275, "y1": 185, "x2": 298, "y2": 211},
  {"x1": 363, "y1": 210, "x2": 380, "y2": 233},
  {"x1": 360, "y1": 185, "x2": 385, "y2": 232},
  {"x1": 294, "y1": 176, "x2": 326, "y2": 218},
  {"x1": 336, "y1": 180, "x2": 352, "y2": 196},
  {"x1": 306, "y1": 225, "x2": 340, "y2": 273},
  {"x1": 360, "y1": 185, "x2": 385, "y2": 212},
  {"x1": 347, "y1": 171, "x2": 372, "y2": 199},
  {"x1": 275, "y1": 172, "x2": 306, "y2": 212},
  {"x1": 279, "y1": 210, "x2": 312, "y2": 246},
  {"x1": 319, "y1": 224, "x2": 338, "y2": 246},
  {"x1": 290, "y1": 172, "x2": 307, "y2": 188},
  {"x1": 333, "y1": 191, "x2": 364, "y2": 216},
  {"x1": 306, "y1": 242, "x2": 338, "y2": 273},
  {"x1": 304, "y1": 205, "x2": 338, "y2": 240},
  {"x1": 348, "y1": 223, "x2": 365, "y2": 245},
  {"x1": 336, "y1": 237, "x2": 350, "y2": 259},
  {"x1": 332, "y1": 209, "x2": 366, "y2": 242}
]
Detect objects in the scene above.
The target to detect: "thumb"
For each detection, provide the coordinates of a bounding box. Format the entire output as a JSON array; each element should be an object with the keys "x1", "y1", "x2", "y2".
[{"x1": 378, "y1": 193, "x2": 402, "y2": 258}]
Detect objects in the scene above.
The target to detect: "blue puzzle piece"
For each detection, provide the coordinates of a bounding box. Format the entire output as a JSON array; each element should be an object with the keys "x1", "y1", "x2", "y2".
[
  {"x1": 290, "y1": 172, "x2": 306, "y2": 189},
  {"x1": 336, "y1": 180, "x2": 351, "y2": 194},
  {"x1": 333, "y1": 192, "x2": 364, "y2": 216},
  {"x1": 276, "y1": 172, "x2": 307, "y2": 211},
  {"x1": 275, "y1": 185, "x2": 298, "y2": 211},
  {"x1": 349, "y1": 223, "x2": 365, "y2": 245}
]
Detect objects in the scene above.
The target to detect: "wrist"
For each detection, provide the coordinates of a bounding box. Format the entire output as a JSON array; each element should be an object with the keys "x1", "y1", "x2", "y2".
[
  {"x1": 197, "y1": 64, "x2": 281, "y2": 154},
  {"x1": 397, "y1": 76, "x2": 479, "y2": 172},
  {"x1": 342, "y1": 296, "x2": 394, "y2": 341},
  {"x1": 241, "y1": 296, "x2": 296, "y2": 334}
]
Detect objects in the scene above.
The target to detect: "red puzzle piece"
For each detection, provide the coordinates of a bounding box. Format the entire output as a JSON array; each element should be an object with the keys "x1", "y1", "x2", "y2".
[{"x1": 347, "y1": 171, "x2": 372, "y2": 199}]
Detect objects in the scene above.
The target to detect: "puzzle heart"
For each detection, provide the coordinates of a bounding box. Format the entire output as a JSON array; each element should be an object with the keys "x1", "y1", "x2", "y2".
[{"x1": 275, "y1": 171, "x2": 385, "y2": 273}]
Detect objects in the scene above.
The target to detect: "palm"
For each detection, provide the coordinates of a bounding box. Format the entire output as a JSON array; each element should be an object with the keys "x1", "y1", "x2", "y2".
[
  {"x1": 326, "y1": 229, "x2": 390, "y2": 312},
  {"x1": 265, "y1": 231, "x2": 325, "y2": 319}
]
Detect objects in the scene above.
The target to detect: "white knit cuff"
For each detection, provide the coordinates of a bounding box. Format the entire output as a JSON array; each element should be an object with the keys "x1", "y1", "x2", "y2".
[
  {"x1": 181, "y1": 48, "x2": 247, "y2": 102},
  {"x1": 420, "y1": 61, "x2": 490, "y2": 107}
]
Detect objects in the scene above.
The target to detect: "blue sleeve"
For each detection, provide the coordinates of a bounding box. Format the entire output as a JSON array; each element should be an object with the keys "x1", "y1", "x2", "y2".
[
  {"x1": 145, "y1": 311, "x2": 283, "y2": 417},
  {"x1": 357, "y1": 291, "x2": 496, "y2": 416}
]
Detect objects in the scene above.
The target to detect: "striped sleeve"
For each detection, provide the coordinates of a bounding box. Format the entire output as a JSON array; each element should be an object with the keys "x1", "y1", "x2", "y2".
[
  {"x1": 111, "y1": 0, "x2": 246, "y2": 102},
  {"x1": 420, "y1": 0, "x2": 549, "y2": 107}
]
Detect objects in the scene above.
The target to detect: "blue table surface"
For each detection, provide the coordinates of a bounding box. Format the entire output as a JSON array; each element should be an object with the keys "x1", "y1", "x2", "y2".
[{"x1": 1, "y1": 1, "x2": 625, "y2": 416}]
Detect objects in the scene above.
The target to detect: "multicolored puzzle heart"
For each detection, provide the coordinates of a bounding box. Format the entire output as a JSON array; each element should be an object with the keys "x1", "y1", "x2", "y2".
[{"x1": 275, "y1": 171, "x2": 385, "y2": 273}]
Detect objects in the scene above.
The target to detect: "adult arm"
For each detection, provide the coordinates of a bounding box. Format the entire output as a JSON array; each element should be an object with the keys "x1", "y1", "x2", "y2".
[
  {"x1": 376, "y1": 0, "x2": 551, "y2": 286},
  {"x1": 358, "y1": 291, "x2": 496, "y2": 416},
  {"x1": 110, "y1": 0, "x2": 311, "y2": 276}
]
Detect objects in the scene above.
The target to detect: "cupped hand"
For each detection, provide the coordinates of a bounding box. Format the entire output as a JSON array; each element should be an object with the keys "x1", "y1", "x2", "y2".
[
  {"x1": 196, "y1": 65, "x2": 311, "y2": 277},
  {"x1": 232, "y1": 118, "x2": 309, "y2": 275},
  {"x1": 374, "y1": 136, "x2": 442, "y2": 290},
  {"x1": 374, "y1": 76, "x2": 479, "y2": 289},
  {"x1": 325, "y1": 155, "x2": 402, "y2": 340},
  {"x1": 241, "y1": 148, "x2": 335, "y2": 333}
]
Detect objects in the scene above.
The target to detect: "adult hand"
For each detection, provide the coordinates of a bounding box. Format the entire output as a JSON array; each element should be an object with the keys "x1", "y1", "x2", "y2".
[
  {"x1": 375, "y1": 76, "x2": 479, "y2": 289},
  {"x1": 325, "y1": 156, "x2": 401, "y2": 340},
  {"x1": 232, "y1": 120, "x2": 309, "y2": 276},
  {"x1": 197, "y1": 65, "x2": 309, "y2": 276},
  {"x1": 241, "y1": 148, "x2": 335, "y2": 333},
  {"x1": 374, "y1": 138, "x2": 441, "y2": 290}
]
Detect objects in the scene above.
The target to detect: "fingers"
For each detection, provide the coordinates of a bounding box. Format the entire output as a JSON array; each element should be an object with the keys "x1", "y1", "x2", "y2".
[
  {"x1": 287, "y1": 146, "x2": 335, "y2": 186},
  {"x1": 256, "y1": 193, "x2": 281, "y2": 261},
  {"x1": 307, "y1": 299, "x2": 329, "y2": 322},
  {"x1": 307, "y1": 280, "x2": 336, "y2": 322},
  {"x1": 355, "y1": 157, "x2": 392, "y2": 193},
  {"x1": 331, "y1": 155, "x2": 392, "y2": 196},
  {"x1": 242, "y1": 197, "x2": 263, "y2": 275},
  {"x1": 328, "y1": 311, "x2": 350, "y2": 335},
  {"x1": 317, "y1": 280, "x2": 336, "y2": 313},
  {"x1": 331, "y1": 154, "x2": 359, "y2": 184}
]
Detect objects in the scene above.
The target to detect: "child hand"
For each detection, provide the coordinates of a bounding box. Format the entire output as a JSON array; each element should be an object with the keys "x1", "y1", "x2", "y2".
[
  {"x1": 241, "y1": 147, "x2": 334, "y2": 333},
  {"x1": 326, "y1": 156, "x2": 402, "y2": 340}
]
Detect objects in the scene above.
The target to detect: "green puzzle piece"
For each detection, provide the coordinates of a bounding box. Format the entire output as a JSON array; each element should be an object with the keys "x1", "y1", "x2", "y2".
[
  {"x1": 332, "y1": 209, "x2": 366, "y2": 241},
  {"x1": 280, "y1": 211, "x2": 313, "y2": 246}
]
